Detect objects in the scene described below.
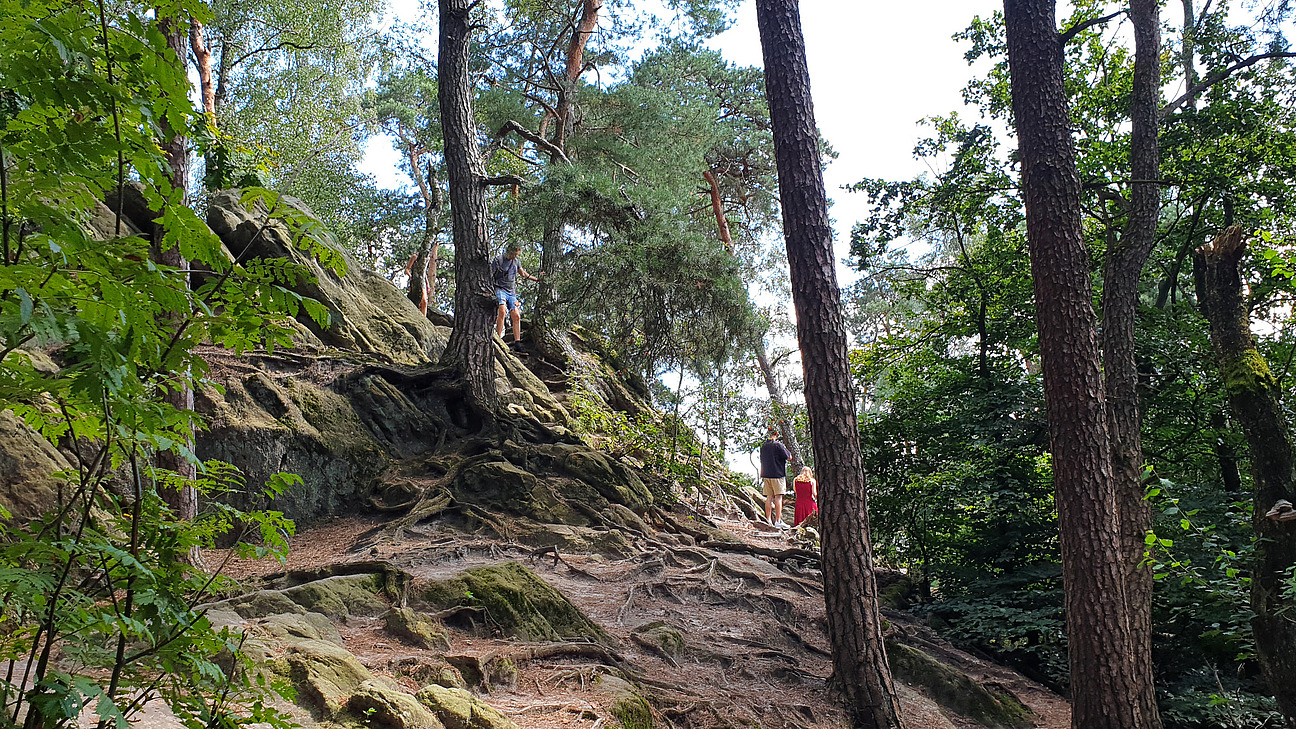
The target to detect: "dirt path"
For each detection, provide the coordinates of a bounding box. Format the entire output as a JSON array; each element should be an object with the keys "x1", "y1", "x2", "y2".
[{"x1": 210, "y1": 511, "x2": 1069, "y2": 729}]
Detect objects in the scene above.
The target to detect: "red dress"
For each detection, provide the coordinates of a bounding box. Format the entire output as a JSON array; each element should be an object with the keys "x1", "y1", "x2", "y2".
[{"x1": 793, "y1": 477, "x2": 818, "y2": 526}]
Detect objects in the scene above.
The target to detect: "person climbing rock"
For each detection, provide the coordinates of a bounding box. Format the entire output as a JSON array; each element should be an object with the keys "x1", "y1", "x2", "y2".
[
  {"x1": 492, "y1": 242, "x2": 543, "y2": 347},
  {"x1": 759, "y1": 429, "x2": 791, "y2": 528},
  {"x1": 792, "y1": 466, "x2": 818, "y2": 527}
]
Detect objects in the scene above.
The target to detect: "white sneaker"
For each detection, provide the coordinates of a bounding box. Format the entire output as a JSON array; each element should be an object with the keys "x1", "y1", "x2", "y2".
[{"x1": 775, "y1": 520, "x2": 789, "y2": 529}]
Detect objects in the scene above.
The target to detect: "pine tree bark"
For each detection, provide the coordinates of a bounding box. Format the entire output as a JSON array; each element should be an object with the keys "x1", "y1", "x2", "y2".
[
  {"x1": 754, "y1": 1, "x2": 903, "y2": 726},
  {"x1": 1099, "y1": 0, "x2": 1162, "y2": 726},
  {"x1": 533, "y1": 0, "x2": 600, "y2": 353},
  {"x1": 1195, "y1": 227, "x2": 1296, "y2": 726},
  {"x1": 156, "y1": 11, "x2": 198, "y2": 522},
  {"x1": 439, "y1": 0, "x2": 499, "y2": 409},
  {"x1": 1002, "y1": 1, "x2": 1142, "y2": 727}
]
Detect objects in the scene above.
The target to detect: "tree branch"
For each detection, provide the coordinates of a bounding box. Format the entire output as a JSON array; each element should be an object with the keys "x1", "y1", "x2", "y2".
[
  {"x1": 1163, "y1": 51, "x2": 1296, "y2": 116},
  {"x1": 481, "y1": 174, "x2": 527, "y2": 187},
  {"x1": 229, "y1": 39, "x2": 320, "y2": 70},
  {"x1": 1060, "y1": 10, "x2": 1126, "y2": 44},
  {"x1": 496, "y1": 119, "x2": 571, "y2": 165}
]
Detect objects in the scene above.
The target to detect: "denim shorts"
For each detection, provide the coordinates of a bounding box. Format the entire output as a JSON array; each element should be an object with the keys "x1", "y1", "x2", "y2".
[{"x1": 495, "y1": 289, "x2": 521, "y2": 311}]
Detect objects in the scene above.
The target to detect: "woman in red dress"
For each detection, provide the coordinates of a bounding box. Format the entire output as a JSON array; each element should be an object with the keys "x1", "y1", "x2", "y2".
[{"x1": 793, "y1": 467, "x2": 818, "y2": 526}]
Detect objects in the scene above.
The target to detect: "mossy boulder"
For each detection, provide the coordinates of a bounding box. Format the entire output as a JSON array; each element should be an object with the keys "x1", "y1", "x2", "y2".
[
  {"x1": 281, "y1": 574, "x2": 389, "y2": 622},
  {"x1": 196, "y1": 372, "x2": 392, "y2": 523},
  {"x1": 885, "y1": 640, "x2": 1033, "y2": 728},
  {"x1": 215, "y1": 590, "x2": 308, "y2": 619},
  {"x1": 348, "y1": 680, "x2": 445, "y2": 729},
  {"x1": 0, "y1": 411, "x2": 72, "y2": 522},
  {"x1": 631, "y1": 622, "x2": 685, "y2": 663},
  {"x1": 393, "y1": 658, "x2": 467, "y2": 690},
  {"x1": 283, "y1": 639, "x2": 376, "y2": 718},
  {"x1": 414, "y1": 684, "x2": 519, "y2": 729},
  {"x1": 384, "y1": 607, "x2": 452, "y2": 651},
  {"x1": 554, "y1": 446, "x2": 652, "y2": 510},
  {"x1": 596, "y1": 675, "x2": 655, "y2": 729},
  {"x1": 206, "y1": 190, "x2": 446, "y2": 365},
  {"x1": 511, "y1": 521, "x2": 635, "y2": 557},
  {"x1": 257, "y1": 611, "x2": 344, "y2": 646},
  {"x1": 412, "y1": 562, "x2": 608, "y2": 643}
]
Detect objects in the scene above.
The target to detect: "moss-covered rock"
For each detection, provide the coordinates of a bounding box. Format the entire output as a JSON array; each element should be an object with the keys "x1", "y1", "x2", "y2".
[
  {"x1": 207, "y1": 190, "x2": 446, "y2": 365},
  {"x1": 257, "y1": 611, "x2": 344, "y2": 646},
  {"x1": 631, "y1": 622, "x2": 685, "y2": 663},
  {"x1": 216, "y1": 590, "x2": 308, "y2": 619},
  {"x1": 596, "y1": 675, "x2": 655, "y2": 729},
  {"x1": 412, "y1": 562, "x2": 608, "y2": 643},
  {"x1": 0, "y1": 411, "x2": 72, "y2": 522},
  {"x1": 392, "y1": 658, "x2": 467, "y2": 690},
  {"x1": 283, "y1": 639, "x2": 376, "y2": 718},
  {"x1": 886, "y1": 640, "x2": 1033, "y2": 728},
  {"x1": 511, "y1": 521, "x2": 635, "y2": 557},
  {"x1": 414, "y1": 684, "x2": 519, "y2": 729},
  {"x1": 384, "y1": 608, "x2": 452, "y2": 651},
  {"x1": 348, "y1": 679, "x2": 445, "y2": 729},
  {"x1": 281, "y1": 574, "x2": 389, "y2": 622},
  {"x1": 557, "y1": 448, "x2": 652, "y2": 510},
  {"x1": 196, "y1": 372, "x2": 391, "y2": 523}
]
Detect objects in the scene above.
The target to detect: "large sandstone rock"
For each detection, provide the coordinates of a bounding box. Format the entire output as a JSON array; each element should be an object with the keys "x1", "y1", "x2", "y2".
[
  {"x1": 283, "y1": 639, "x2": 375, "y2": 718},
  {"x1": 349, "y1": 680, "x2": 446, "y2": 729},
  {"x1": 384, "y1": 607, "x2": 452, "y2": 651},
  {"x1": 280, "y1": 573, "x2": 389, "y2": 622},
  {"x1": 206, "y1": 190, "x2": 448, "y2": 365},
  {"x1": 885, "y1": 640, "x2": 1034, "y2": 729},
  {"x1": 415, "y1": 684, "x2": 519, "y2": 729},
  {"x1": 595, "y1": 675, "x2": 655, "y2": 729},
  {"x1": 412, "y1": 562, "x2": 608, "y2": 643},
  {"x1": 0, "y1": 410, "x2": 72, "y2": 521}
]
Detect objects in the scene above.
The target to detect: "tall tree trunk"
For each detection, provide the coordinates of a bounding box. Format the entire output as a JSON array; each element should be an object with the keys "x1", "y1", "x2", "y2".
[
  {"x1": 1002, "y1": 2, "x2": 1143, "y2": 728},
  {"x1": 1195, "y1": 227, "x2": 1296, "y2": 726},
  {"x1": 702, "y1": 162, "x2": 801, "y2": 469},
  {"x1": 1180, "y1": 0, "x2": 1198, "y2": 112},
  {"x1": 439, "y1": 0, "x2": 499, "y2": 409},
  {"x1": 755, "y1": 338, "x2": 803, "y2": 469},
  {"x1": 407, "y1": 157, "x2": 443, "y2": 312},
  {"x1": 552, "y1": 0, "x2": 602, "y2": 149},
  {"x1": 156, "y1": 11, "x2": 198, "y2": 521},
  {"x1": 754, "y1": 1, "x2": 903, "y2": 727},
  {"x1": 533, "y1": 0, "x2": 600, "y2": 349},
  {"x1": 1099, "y1": 0, "x2": 1162, "y2": 726},
  {"x1": 531, "y1": 217, "x2": 570, "y2": 362},
  {"x1": 189, "y1": 20, "x2": 215, "y2": 119}
]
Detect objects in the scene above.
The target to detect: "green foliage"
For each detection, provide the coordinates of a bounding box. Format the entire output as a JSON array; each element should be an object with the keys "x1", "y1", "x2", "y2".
[
  {"x1": 921, "y1": 568, "x2": 1068, "y2": 691},
  {"x1": 0, "y1": 0, "x2": 339, "y2": 725},
  {"x1": 0, "y1": 466, "x2": 298, "y2": 729},
  {"x1": 855, "y1": 5, "x2": 1296, "y2": 724}
]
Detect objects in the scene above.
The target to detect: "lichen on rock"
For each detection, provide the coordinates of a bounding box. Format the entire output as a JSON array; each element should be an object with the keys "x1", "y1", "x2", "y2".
[
  {"x1": 885, "y1": 640, "x2": 1034, "y2": 728},
  {"x1": 384, "y1": 607, "x2": 452, "y2": 651},
  {"x1": 348, "y1": 679, "x2": 446, "y2": 729},
  {"x1": 412, "y1": 562, "x2": 608, "y2": 643},
  {"x1": 414, "y1": 684, "x2": 519, "y2": 729}
]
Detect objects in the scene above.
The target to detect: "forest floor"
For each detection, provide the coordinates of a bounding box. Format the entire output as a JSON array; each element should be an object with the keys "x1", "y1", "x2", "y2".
[{"x1": 210, "y1": 507, "x2": 1072, "y2": 729}]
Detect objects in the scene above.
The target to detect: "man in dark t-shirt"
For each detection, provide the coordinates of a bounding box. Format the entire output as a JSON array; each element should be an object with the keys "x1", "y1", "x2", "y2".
[
  {"x1": 491, "y1": 242, "x2": 542, "y2": 346},
  {"x1": 759, "y1": 430, "x2": 792, "y2": 528}
]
